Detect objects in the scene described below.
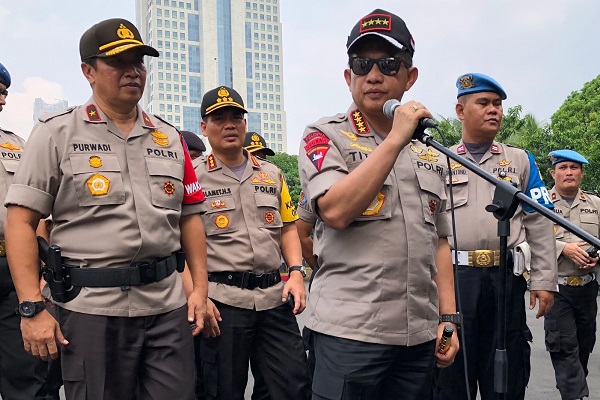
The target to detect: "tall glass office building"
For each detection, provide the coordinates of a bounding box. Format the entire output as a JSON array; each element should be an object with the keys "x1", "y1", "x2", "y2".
[{"x1": 135, "y1": 0, "x2": 287, "y2": 153}]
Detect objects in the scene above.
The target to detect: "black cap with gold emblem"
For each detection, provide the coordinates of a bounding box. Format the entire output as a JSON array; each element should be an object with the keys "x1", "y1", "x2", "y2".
[
  {"x1": 244, "y1": 132, "x2": 275, "y2": 156},
  {"x1": 201, "y1": 86, "x2": 248, "y2": 118},
  {"x1": 346, "y1": 9, "x2": 415, "y2": 57},
  {"x1": 79, "y1": 18, "x2": 159, "y2": 61}
]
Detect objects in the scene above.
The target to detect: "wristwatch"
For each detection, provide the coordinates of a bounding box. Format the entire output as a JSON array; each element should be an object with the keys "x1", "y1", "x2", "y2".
[
  {"x1": 15, "y1": 300, "x2": 46, "y2": 318},
  {"x1": 289, "y1": 265, "x2": 307, "y2": 278},
  {"x1": 439, "y1": 313, "x2": 461, "y2": 326}
]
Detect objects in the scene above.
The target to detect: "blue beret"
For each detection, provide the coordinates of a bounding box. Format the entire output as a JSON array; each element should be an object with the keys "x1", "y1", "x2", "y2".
[
  {"x1": 548, "y1": 149, "x2": 588, "y2": 166},
  {"x1": 456, "y1": 73, "x2": 506, "y2": 100},
  {"x1": 0, "y1": 62, "x2": 10, "y2": 88}
]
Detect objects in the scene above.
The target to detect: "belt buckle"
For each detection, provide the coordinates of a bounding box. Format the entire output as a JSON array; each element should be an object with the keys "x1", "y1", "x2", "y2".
[
  {"x1": 566, "y1": 276, "x2": 583, "y2": 286},
  {"x1": 471, "y1": 250, "x2": 494, "y2": 267},
  {"x1": 240, "y1": 271, "x2": 252, "y2": 289},
  {"x1": 138, "y1": 263, "x2": 157, "y2": 284}
]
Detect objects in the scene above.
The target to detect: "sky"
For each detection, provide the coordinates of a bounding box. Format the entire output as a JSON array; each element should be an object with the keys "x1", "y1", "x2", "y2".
[{"x1": 1, "y1": 0, "x2": 599, "y2": 155}]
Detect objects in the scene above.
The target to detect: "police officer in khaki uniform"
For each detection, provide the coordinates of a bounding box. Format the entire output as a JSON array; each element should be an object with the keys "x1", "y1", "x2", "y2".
[
  {"x1": 435, "y1": 73, "x2": 558, "y2": 400},
  {"x1": 4, "y1": 19, "x2": 208, "y2": 400},
  {"x1": 196, "y1": 86, "x2": 310, "y2": 400},
  {"x1": 298, "y1": 9, "x2": 459, "y2": 400},
  {"x1": 0, "y1": 62, "x2": 51, "y2": 400},
  {"x1": 545, "y1": 149, "x2": 599, "y2": 400}
]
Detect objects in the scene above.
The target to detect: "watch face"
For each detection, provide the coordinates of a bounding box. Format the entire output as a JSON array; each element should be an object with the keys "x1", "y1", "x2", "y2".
[{"x1": 19, "y1": 301, "x2": 36, "y2": 317}]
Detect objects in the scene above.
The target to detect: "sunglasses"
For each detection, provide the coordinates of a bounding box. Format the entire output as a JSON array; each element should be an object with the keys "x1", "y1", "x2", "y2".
[
  {"x1": 0, "y1": 88, "x2": 7, "y2": 98},
  {"x1": 350, "y1": 57, "x2": 404, "y2": 76}
]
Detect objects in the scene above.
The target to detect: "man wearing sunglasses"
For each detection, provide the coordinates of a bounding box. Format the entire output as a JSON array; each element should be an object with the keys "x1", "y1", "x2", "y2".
[{"x1": 298, "y1": 9, "x2": 458, "y2": 399}]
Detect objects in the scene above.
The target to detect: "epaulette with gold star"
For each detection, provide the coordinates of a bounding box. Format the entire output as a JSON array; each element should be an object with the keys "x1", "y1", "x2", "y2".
[
  {"x1": 38, "y1": 107, "x2": 76, "y2": 123},
  {"x1": 152, "y1": 114, "x2": 179, "y2": 130}
]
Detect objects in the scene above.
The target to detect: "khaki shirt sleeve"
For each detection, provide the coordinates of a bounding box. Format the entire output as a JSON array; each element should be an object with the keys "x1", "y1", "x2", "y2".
[
  {"x1": 4, "y1": 123, "x2": 59, "y2": 216},
  {"x1": 555, "y1": 239, "x2": 568, "y2": 260},
  {"x1": 435, "y1": 210, "x2": 452, "y2": 238}
]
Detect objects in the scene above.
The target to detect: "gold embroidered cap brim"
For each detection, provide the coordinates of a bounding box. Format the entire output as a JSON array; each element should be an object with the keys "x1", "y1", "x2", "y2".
[{"x1": 204, "y1": 101, "x2": 247, "y2": 115}]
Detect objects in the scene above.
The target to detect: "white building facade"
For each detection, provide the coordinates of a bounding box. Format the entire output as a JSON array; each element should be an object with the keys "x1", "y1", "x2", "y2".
[{"x1": 135, "y1": 0, "x2": 287, "y2": 153}]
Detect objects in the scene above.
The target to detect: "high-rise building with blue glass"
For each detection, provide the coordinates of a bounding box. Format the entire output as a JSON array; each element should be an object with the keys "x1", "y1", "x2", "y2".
[{"x1": 135, "y1": 0, "x2": 287, "y2": 153}]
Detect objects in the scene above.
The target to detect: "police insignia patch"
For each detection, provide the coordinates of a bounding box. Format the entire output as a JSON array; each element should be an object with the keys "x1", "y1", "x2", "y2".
[
  {"x1": 215, "y1": 214, "x2": 229, "y2": 229},
  {"x1": 304, "y1": 132, "x2": 330, "y2": 172},
  {"x1": 359, "y1": 13, "x2": 392, "y2": 34},
  {"x1": 458, "y1": 75, "x2": 475, "y2": 90},
  {"x1": 551, "y1": 192, "x2": 557, "y2": 201},
  {"x1": 207, "y1": 154, "x2": 218, "y2": 171},
  {"x1": 298, "y1": 191, "x2": 307, "y2": 207},
  {"x1": 264, "y1": 211, "x2": 276, "y2": 224},
  {"x1": 456, "y1": 144, "x2": 466, "y2": 155},
  {"x1": 0, "y1": 142, "x2": 20, "y2": 151},
  {"x1": 211, "y1": 200, "x2": 226, "y2": 209},
  {"x1": 142, "y1": 112, "x2": 155, "y2": 128},
  {"x1": 152, "y1": 130, "x2": 169, "y2": 146},
  {"x1": 87, "y1": 173, "x2": 110, "y2": 196},
  {"x1": 164, "y1": 181, "x2": 175, "y2": 196},
  {"x1": 490, "y1": 144, "x2": 501, "y2": 154},
  {"x1": 89, "y1": 155, "x2": 102, "y2": 168}
]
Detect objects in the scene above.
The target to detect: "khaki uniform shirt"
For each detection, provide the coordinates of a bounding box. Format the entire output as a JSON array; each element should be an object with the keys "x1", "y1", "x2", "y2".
[
  {"x1": 0, "y1": 128, "x2": 26, "y2": 240},
  {"x1": 5, "y1": 98, "x2": 204, "y2": 317},
  {"x1": 449, "y1": 142, "x2": 558, "y2": 291},
  {"x1": 298, "y1": 104, "x2": 452, "y2": 346},
  {"x1": 194, "y1": 151, "x2": 297, "y2": 311},
  {"x1": 550, "y1": 187, "x2": 600, "y2": 277}
]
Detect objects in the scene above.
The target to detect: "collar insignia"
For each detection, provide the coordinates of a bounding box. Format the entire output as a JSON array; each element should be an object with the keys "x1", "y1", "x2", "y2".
[
  {"x1": 351, "y1": 110, "x2": 370, "y2": 135},
  {"x1": 456, "y1": 144, "x2": 466, "y2": 154},
  {"x1": 491, "y1": 143, "x2": 501, "y2": 154},
  {"x1": 142, "y1": 112, "x2": 155, "y2": 128},
  {"x1": 580, "y1": 191, "x2": 586, "y2": 200},
  {"x1": 250, "y1": 153, "x2": 261, "y2": 167},
  {"x1": 207, "y1": 154, "x2": 218, "y2": 171},
  {"x1": 551, "y1": 192, "x2": 557, "y2": 201},
  {"x1": 86, "y1": 104, "x2": 102, "y2": 122}
]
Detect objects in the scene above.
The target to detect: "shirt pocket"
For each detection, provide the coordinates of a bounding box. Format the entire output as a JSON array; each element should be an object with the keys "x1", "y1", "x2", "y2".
[
  {"x1": 145, "y1": 157, "x2": 184, "y2": 211},
  {"x1": 202, "y1": 195, "x2": 238, "y2": 236},
  {"x1": 354, "y1": 175, "x2": 393, "y2": 222},
  {"x1": 69, "y1": 153, "x2": 126, "y2": 207},
  {"x1": 255, "y1": 193, "x2": 283, "y2": 229},
  {"x1": 580, "y1": 211, "x2": 599, "y2": 236},
  {"x1": 446, "y1": 172, "x2": 468, "y2": 209},
  {"x1": 416, "y1": 170, "x2": 446, "y2": 225},
  {"x1": 0, "y1": 159, "x2": 19, "y2": 174}
]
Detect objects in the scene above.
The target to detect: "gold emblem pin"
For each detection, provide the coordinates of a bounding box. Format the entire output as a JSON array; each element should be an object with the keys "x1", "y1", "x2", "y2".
[
  {"x1": 215, "y1": 214, "x2": 230, "y2": 229},
  {"x1": 89, "y1": 156, "x2": 102, "y2": 168},
  {"x1": 459, "y1": 75, "x2": 475, "y2": 89},
  {"x1": 264, "y1": 211, "x2": 276, "y2": 224},
  {"x1": 87, "y1": 173, "x2": 110, "y2": 196},
  {"x1": 0, "y1": 142, "x2": 21, "y2": 151},
  {"x1": 164, "y1": 181, "x2": 175, "y2": 196},
  {"x1": 211, "y1": 200, "x2": 226, "y2": 209},
  {"x1": 498, "y1": 159, "x2": 511, "y2": 167},
  {"x1": 117, "y1": 23, "x2": 135, "y2": 39}
]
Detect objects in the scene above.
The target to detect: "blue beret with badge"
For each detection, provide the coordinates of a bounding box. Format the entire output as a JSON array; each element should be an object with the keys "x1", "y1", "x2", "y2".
[
  {"x1": 456, "y1": 72, "x2": 507, "y2": 100},
  {"x1": 0, "y1": 62, "x2": 10, "y2": 88},
  {"x1": 548, "y1": 149, "x2": 589, "y2": 166}
]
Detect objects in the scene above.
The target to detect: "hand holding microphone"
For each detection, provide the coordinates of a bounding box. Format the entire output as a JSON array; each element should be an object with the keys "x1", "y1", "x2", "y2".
[{"x1": 383, "y1": 99, "x2": 437, "y2": 142}]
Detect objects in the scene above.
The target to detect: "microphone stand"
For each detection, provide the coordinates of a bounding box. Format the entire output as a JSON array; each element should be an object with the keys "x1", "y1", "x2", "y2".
[{"x1": 415, "y1": 127, "x2": 600, "y2": 400}]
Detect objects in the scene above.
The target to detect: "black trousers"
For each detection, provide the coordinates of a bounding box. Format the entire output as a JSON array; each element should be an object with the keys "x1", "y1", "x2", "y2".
[
  {"x1": 59, "y1": 305, "x2": 195, "y2": 400},
  {"x1": 544, "y1": 280, "x2": 598, "y2": 400},
  {"x1": 311, "y1": 332, "x2": 436, "y2": 400},
  {"x1": 199, "y1": 300, "x2": 310, "y2": 400},
  {"x1": 434, "y1": 266, "x2": 531, "y2": 400},
  {"x1": 0, "y1": 258, "x2": 50, "y2": 400}
]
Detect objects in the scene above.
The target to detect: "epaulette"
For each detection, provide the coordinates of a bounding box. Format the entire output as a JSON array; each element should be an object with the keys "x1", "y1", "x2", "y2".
[
  {"x1": 582, "y1": 189, "x2": 600, "y2": 197},
  {"x1": 0, "y1": 127, "x2": 15, "y2": 135},
  {"x1": 38, "y1": 107, "x2": 76, "y2": 123},
  {"x1": 312, "y1": 113, "x2": 346, "y2": 126},
  {"x1": 153, "y1": 114, "x2": 178, "y2": 129}
]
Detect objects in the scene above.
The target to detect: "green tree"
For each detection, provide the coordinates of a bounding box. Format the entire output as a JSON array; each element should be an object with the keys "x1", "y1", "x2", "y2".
[{"x1": 269, "y1": 153, "x2": 301, "y2": 202}]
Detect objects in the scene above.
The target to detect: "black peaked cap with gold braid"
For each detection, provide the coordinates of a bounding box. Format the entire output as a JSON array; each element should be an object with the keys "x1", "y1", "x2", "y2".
[
  {"x1": 201, "y1": 86, "x2": 248, "y2": 118},
  {"x1": 80, "y1": 18, "x2": 159, "y2": 61}
]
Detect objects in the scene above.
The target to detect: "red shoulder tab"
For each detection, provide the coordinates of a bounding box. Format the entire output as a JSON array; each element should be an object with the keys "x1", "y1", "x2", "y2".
[
  {"x1": 350, "y1": 109, "x2": 370, "y2": 135},
  {"x1": 207, "y1": 154, "x2": 218, "y2": 171},
  {"x1": 142, "y1": 112, "x2": 155, "y2": 128},
  {"x1": 456, "y1": 144, "x2": 466, "y2": 154},
  {"x1": 85, "y1": 104, "x2": 102, "y2": 122},
  {"x1": 250, "y1": 153, "x2": 261, "y2": 167},
  {"x1": 490, "y1": 143, "x2": 501, "y2": 154}
]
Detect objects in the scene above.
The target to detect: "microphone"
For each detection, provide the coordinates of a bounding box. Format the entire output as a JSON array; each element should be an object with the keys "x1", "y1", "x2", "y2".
[{"x1": 383, "y1": 99, "x2": 437, "y2": 129}]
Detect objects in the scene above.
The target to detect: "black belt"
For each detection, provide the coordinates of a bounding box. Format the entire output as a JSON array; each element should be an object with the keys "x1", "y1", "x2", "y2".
[
  {"x1": 208, "y1": 270, "x2": 281, "y2": 290},
  {"x1": 66, "y1": 251, "x2": 183, "y2": 288}
]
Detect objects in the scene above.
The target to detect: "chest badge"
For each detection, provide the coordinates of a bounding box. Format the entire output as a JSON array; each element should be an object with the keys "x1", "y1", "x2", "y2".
[
  {"x1": 87, "y1": 173, "x2": 110, "y2": 196},
  {"x1": 264, "y1": 211, "x2": 276, "y2": 224},
  {"x1": 89, "y1": 155, "x2": 102, "y2": 168},
  {"x1": 0, "y1": 142, "x2": 20, "y2": 151},
  {"x1": 211, "y1": 200, "x2": 226, "y2": 209},
  {"x1": 338, "y1": 130, "x2": 357, "y2": 141},
  {"x1": 151, "y1": 130, "x2": 169, "y2": 147},
  {"x1": 362, "y1": 192, "x2": 385, "y2": 216},
  {"x1": 163, "y1": 181, "x2": 175, "y2": 196},
  {"x1": 498, "y1": 159, "x2": 511, "y2": 167},
  {"x1": 429, "y1": 199, "x2": 438, "y2": 216},
  {"x1": 215, "y1": 214, "x2": 230, "y2": 229}
]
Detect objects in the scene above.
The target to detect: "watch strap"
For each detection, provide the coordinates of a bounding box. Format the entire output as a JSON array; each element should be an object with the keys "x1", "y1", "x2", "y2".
[
  {"x1": 439, "y1": 313, "x2": 461, "y2": 326},
  {"x1": 289, "y1": 265, "x2": 306, "y2": 277}
]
